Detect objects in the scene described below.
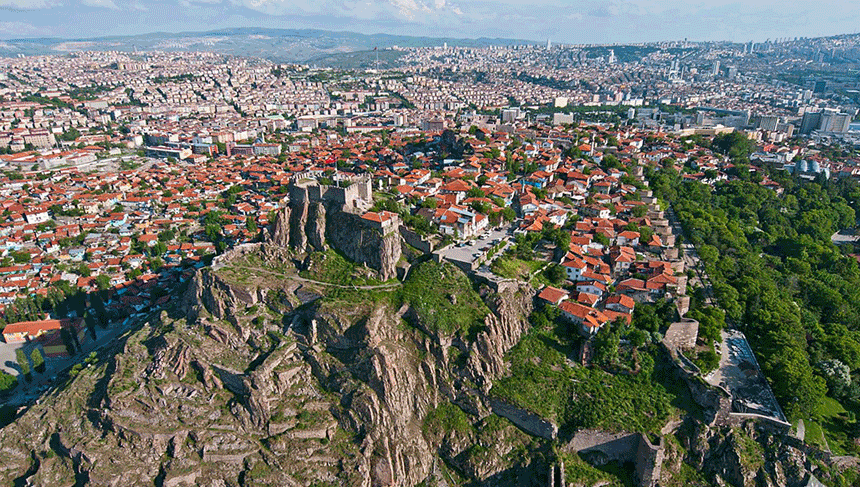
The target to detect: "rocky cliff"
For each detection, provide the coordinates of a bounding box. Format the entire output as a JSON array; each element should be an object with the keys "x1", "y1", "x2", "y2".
[
  {"x1": 0, "y1": 241, "x2": 854, "y2": 486},
  {"x1": 268, "y1": 193, "x2": 401, "y2": 281},
  {"x1": 324, "y1": 208, "x2": 400, "y2": 281},
  {"x1": 0, "y1": 253, "x2": 542, "y2": 486}
]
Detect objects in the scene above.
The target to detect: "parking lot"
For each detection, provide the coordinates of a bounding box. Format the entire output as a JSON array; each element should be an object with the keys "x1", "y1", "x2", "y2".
[{"x1": 439, "y1": 225, "x2": 513, "y2": 266}]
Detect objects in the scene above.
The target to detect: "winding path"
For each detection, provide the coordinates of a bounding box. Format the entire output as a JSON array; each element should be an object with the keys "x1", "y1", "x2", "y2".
[{"x1": 225, "y1": 265, "x2": 402, "y2": 290}]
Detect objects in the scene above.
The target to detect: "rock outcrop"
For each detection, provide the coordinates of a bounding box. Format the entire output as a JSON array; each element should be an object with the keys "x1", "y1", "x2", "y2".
[
  {"x1": 270, "y1": 180, "x2": 401, "y2": 280},
  {"x1": 466, "y1": 282, "x2": 534, "y2": 391},
  {"x1": 0, "y1": 253, "x2": 544, "y2": 486},
  {"x1": 325, "y1": 208, "x2": 400, "y2": 281}
]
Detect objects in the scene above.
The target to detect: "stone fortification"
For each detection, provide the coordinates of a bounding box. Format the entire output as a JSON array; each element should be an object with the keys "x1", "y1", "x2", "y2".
[{"x1": 268, "y1": 178, "x2": 401, "y2": 280}]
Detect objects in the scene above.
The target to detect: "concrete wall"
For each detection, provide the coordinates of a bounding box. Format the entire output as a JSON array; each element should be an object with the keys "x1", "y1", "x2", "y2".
[
  {"x1": 566, "y1": 430, "x2": 640, "y2": 462},
  {"x1": 635, "y1": 435, "x2": 663, "y2": 487},
  {"x1": 662, "y1": 344, "x2": 733, "y2": 426},
  {"x1": 399, "y1": 225, "x2": 434, "y2": 254},
  {"x1": 489, "y1": 397, "x2": 558, "y2": 440}
]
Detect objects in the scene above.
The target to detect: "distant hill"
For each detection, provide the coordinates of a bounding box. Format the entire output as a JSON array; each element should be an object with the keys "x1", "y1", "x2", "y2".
[{"x1": 0, "y1": 27, "x2": 537, "y2": 64}]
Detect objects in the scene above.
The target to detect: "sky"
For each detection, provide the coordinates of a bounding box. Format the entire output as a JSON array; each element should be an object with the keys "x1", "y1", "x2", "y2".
[{"x1": 1, "y1": 0, "x2": 860, "y2": 44}]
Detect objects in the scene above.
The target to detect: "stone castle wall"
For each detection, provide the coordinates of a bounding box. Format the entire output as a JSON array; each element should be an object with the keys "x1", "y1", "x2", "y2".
[
  {"x1": 291, "y1": 176, "x2": 372, "y2": 209},
  {"x1": 274, "y1": 179, "x2": 401, "y2": 280},
  {"x1": 563, "y1": 429, "x2": 664, "y2": 487}
]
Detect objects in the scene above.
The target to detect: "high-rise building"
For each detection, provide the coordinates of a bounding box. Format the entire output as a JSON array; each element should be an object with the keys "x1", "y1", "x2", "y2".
[
  {"x1": 820, "y1": 113, "x2": 852, "y2": 133},
  {"x1": 757, "y1": 115, "x2": 780, "y2": 131},
  {"x1": 799, "y1": 111, "x2": 822, "y2": 134},
  {"x1": 553, "y1": 113, "x2": 574, "y2": 125},
  {"x1": 502, "y1": 108, "x2": 521, "y2": 123},
  {"x1": 711, "y1": 61, "x2": 720, "y2": 77}
]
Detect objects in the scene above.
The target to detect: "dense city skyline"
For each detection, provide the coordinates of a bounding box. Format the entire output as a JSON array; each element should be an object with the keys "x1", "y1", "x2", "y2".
[{"x1": 1, "y1": 0, "x2": 860, "y2": 43}]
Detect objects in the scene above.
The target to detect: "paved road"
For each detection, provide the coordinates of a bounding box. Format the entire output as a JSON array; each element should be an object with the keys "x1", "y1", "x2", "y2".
[
  {"x1": 438, "y1": 224, "x2": 514, "y2": 266},
  {"x1": 3, "y1": 314, "x2": 142, "y2": 406},
  {"x1": 0, "y1": 340, "x2": 25, "y2": 376},
  {"x1": 831, "y1": 230, "x2": 859, "y2": 246}
]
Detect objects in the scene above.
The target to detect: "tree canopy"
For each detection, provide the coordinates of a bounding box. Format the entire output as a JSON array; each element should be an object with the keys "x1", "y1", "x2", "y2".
[{"x1": 650, "y1": 166, "x2": 860, "y2": 420}]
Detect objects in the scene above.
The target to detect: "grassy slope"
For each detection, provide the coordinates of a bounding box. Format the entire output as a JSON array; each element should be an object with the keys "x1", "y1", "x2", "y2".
[
  {"x1": 492, "y1": 328, "x2": 679, "y2": 435},
  {"x1": 400, "y1": 260, "x2": 490, "y2": 337}
]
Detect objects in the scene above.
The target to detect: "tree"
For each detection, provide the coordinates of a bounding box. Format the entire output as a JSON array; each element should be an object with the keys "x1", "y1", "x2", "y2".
[
  {"x1": 15, "y1": 349, "x2": 30, "y2": 381},
  {"x1": 592, "y1": 322, "x2": 621, "y2": 367},
  {"x1": 204, "y1": 224, "x2": 222, "y2": 241},
  {"x1": 713, "y1": 131, "x2": 755, "y2": 161},
  {"x1": 95, "y1": 274, "x2": 111, "y2": 291},
  {"x1": 689, "y1": 307, "x2": 725, "y2": 345},
  {"x1": 627, "y1": 328, "x2": 650, "y2": 348},
  {"x1": 60, "y1": 327, "x2": 77, "y2": 356},
  {"x1": 58, "y1": 127, "x2": 80, "y2": 142},
  {"x1": 150, "y1": 241, "x2": 167, "y2": 257},
  {"x1": 632, "y1": 303, "x2": 662, "y2": 333},
  {"x1": 84, "y1": 311, "x2": 98, "y2": 340},
  {"x1": 30, "y1": 348, "x2": 45, "y2": 374},
  {"x1": 246, "y1": 216, "x2": 258, "y2": 234},
  {"x1": 0, "y1": 371, "x2": 16, "y2": 395},
  {"x1": 489, "y1": 211, "x2": 502, "y2": 227},
  {"x1": 470, "y1": 201, "x2": 491, "y2": 215},
  {"x1": 694, "y1": 349, "x2": 720, "y2": 374},
  {"x1": 593, "y1": 233, "x2": 611, "y2": 247},
  {"x1": 466, "y1": 187, "x2": 486, "y2": 198},
  {"x1": 543, "y1": 264, "x2": 566, "y2": 285},
  {"x1": 158, "y1": 229, "x2": 175, "y2": 242}
]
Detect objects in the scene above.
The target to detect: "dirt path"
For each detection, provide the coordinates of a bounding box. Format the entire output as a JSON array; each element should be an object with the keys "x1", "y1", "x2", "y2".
[
  {"x1": 794, "y1": 419, "x2": 805, "y2": 441},
  {"x1": 236, "y1": 266, "x2": 402, "y2": 290}
]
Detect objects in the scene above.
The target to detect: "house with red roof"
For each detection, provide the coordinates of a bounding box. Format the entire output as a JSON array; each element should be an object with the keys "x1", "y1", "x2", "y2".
[
  {"x1": 559, "y1": 301, "x2": 609, "y2": 336},
  {"x1": 537, "y1": 286, "x2": 569, "y2": 306},
  {"x1": 605, "y1": 294, "x2": 636, "y2": 314},
  {"x1": 2, "y1": 318, "x2": 82, "y2": 344}
]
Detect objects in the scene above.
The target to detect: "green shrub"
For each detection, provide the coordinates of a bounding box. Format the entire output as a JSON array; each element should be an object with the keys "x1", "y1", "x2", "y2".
[
  {"x1": 31, "y1": 348, "x2": 46, "y2": 373},
  {"x1": 0, "y1": 371, "x2": 17, "y2": 395}
]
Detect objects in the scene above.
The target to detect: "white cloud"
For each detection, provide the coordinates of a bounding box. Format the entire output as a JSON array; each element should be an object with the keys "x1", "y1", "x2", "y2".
[
  {"x1": 0, "y1": 20, "x2": 50, "y2": 35},
  {"x1": 225, "y1": 0, "x2": 460, "y2": 20},
  {"x1": 388, "y1": 0, "x2": 430, "y2": 18},
  {"x1": 0, "y1": 0, "x2": 56, "y2": 9},
  {"x1": 82, "y1": 0, "x2": 118, "y2": 8}
]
